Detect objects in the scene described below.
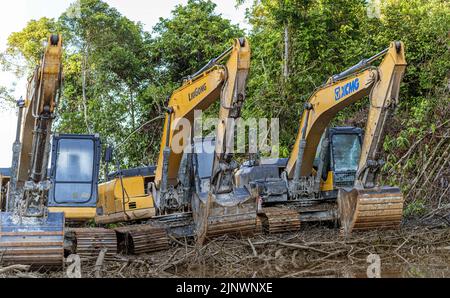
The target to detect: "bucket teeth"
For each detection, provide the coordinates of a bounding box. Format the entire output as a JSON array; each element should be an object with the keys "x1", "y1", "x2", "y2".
[{"x1": 338, "y1": 186, "x2": 404, "y2": 235}]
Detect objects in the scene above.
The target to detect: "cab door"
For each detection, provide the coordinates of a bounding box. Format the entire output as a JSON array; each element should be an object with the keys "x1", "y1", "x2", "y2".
[{"x1": 48, "y1": 134, "x2": 101, "y2": 208}]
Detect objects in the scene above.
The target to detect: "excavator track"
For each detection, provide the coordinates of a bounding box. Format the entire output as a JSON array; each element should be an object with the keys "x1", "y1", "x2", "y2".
[
  {"x1": 115, "y1": 225, "x2": 169, "y2": 255},
  {"x1": 257, "y1": 207, "x2": 301, "y2": 234},
  {"x1": 203, "y1": 213, "x2": 257, "y2": 239},
  {"x1": 255, "y1": 216, "x2": 264, "y2": 235},
  {"x1": 70, "y1": 228, "x2": 117, "y2": 257},
  {"x1": 338, "y1": 186, "x2": 404, "y2": 235},
  {"x1": 0, "y1": 212, "x2": 64, "y2": 267}
]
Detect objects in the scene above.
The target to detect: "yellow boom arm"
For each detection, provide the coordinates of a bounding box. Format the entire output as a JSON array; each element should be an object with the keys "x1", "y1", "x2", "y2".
[
  {"x1": 286, "y1": 42, "x2": 407, "y2": 185},
  {"x1": 155, "y1": 38, "x2": 250, "y2": 188},
  {"x1": 17, "y1": 34, "x2": 63, "y2": 185}
]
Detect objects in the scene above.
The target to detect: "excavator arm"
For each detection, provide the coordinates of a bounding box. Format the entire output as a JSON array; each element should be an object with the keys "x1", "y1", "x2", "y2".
[
  {"x1": 210, "y1": 38, "x2": 250, "y2": 194},
  {"x1": 153, "y1": 38, "x2": 251, "y2": 217},
  {"x1": 0, "y1": 35, "x2": 65, "y2": 267},
  {"x1": 286, "y1": 42, "x2": 407, "y2": 183},
  {"x1": 18, "y1": 35, "x2": 62, "y2": 184},
  {"x1": 193, "y1": 39, "x2": 253, "y2": 243},
  {"x1": 356, "y1": 42, "x2": 407, "y2": 187},
  {"x1": 13, "y1": 34, "x2": 63, "y2": 216},
  {"x1": 150, "y1": 38, "x2": 255, "y2": 243}
]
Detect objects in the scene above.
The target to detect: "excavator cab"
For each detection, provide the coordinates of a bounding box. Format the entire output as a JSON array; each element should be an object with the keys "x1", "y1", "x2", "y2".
[
  {"x1": 315, "y1": 127, "x2": 363, "y2": 196},
  {"x1": 47, "y1": 134, "x2": 101, "y2": 222},
  {"x1": 329, "y1": 127, "x2": 363, "y2": 187}
]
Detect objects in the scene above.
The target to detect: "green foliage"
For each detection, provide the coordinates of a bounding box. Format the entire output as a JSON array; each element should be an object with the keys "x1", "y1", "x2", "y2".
[
  {"x1": 404, "y1": 199, "x2": 427, "y2": 218},
  {"x1": 86, "y1": 219, "x2": 97, "y2": 228},
  {"x1": 105, "y1": 223, "x2": 119, "y2": 229},
  {"x1": 54, "y1": 0, "x2": 159, "y2": 168},
  {"x1": 0, "y1": 86, "x2": 15, "y2": 109},
  {"x1": 1, "y1": 18, "x2": 57, "y2": 76},
  {"x1": 151, "y1": 0, "x2": 243, "y2": 83},
  {"x1": 242, "y1": 0, "x2": 377, "y2": 152}
]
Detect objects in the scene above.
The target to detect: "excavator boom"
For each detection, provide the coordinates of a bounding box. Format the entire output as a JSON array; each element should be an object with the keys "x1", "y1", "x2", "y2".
[
  {"x1": 193, "y1": 38, "x2": 254, "y2": 243},
  {"x1": 338, "y1": 42, "x2": 407, "y2": 234},
  {"x1": 0, "y1": 35, "x2": 65, "y2": 267}
]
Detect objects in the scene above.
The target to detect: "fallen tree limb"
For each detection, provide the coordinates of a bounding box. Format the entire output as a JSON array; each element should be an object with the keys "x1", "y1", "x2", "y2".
[
  {"x1": 0, "y1": 264, "x2": 30, "y2": 274},
  {"x1": 247, "y1": 238, "x2": 258, "y2": 257}
]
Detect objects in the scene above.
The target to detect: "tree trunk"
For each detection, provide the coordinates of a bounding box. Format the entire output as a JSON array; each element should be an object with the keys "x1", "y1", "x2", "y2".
[
  {"x1": 82, "y1": 44, "x2": 92, "y2": 133},
  {"x1": 283, "y1": 23, "x2": 289, "y2": 79},
  {"x1": 129, "y1": 88, "x2": 136, "y2": 130}
]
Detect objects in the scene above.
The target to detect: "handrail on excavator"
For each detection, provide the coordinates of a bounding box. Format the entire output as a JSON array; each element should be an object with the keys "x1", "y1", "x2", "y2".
[{"x1": 330, "y1": 43, "x2": 402, "y2": 83}]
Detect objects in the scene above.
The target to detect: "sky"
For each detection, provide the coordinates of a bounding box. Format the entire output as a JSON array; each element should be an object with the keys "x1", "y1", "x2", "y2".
[{"x1": 0, "y1": 0, "x2": 250, "y2": 167}]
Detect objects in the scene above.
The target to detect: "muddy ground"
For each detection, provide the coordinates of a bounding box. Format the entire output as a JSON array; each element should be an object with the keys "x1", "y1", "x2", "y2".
[{"x1": 1, "y1": 219, "x2": 449, "y2": 278}]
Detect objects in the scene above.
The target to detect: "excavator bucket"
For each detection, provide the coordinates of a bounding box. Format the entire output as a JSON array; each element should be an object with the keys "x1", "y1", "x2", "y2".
[
  {"x1": 0, "y1": 212, "x2": 65, "y2": 267},
  {"x1": 337, "y1": 186, "x2": 404, "y2": 235},
  {"x1": 194, "y1": 189, "x2": 258, "y2": 244}
]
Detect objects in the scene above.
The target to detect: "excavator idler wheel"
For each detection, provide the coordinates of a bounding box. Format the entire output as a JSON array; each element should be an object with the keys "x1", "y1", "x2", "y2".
[
  {"x1": 257, "y1": 207, "x2": 301, "y2": 234},
  {"x1": 115, "y1": 225, "x2": 169, "y2": 255},
  {"x1": 337, "y1": 186, "x2": 404, "y2": 236},
  {"x1": 69, "y1": 228, "x2": 117, "y2": 257}
]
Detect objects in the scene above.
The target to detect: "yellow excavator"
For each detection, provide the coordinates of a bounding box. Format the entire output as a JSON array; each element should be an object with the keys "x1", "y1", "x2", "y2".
[
  {"x1": 236, "y1": 41, "x2": 407, "y2": 235},
  {"x1": 0, "y1": 34, "x2": 65, "y2": 266},
  {"x1": 0, "y1": 35, "x2": 103, "y2": 266},
  {"x1": 153, "y1": 37, "x2": 255, "y2": 244},
  {"x1": 94, "y1": 37, "x2": 255, "y2": 249}
]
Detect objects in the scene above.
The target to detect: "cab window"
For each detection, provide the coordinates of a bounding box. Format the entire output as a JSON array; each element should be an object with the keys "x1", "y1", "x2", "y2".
[
  {"x1": 331, "y1": 134, "x2": 361, "y2": 172},
  {"x1": 53, "y1": 139, "x2": 94, "y2": 203}
]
